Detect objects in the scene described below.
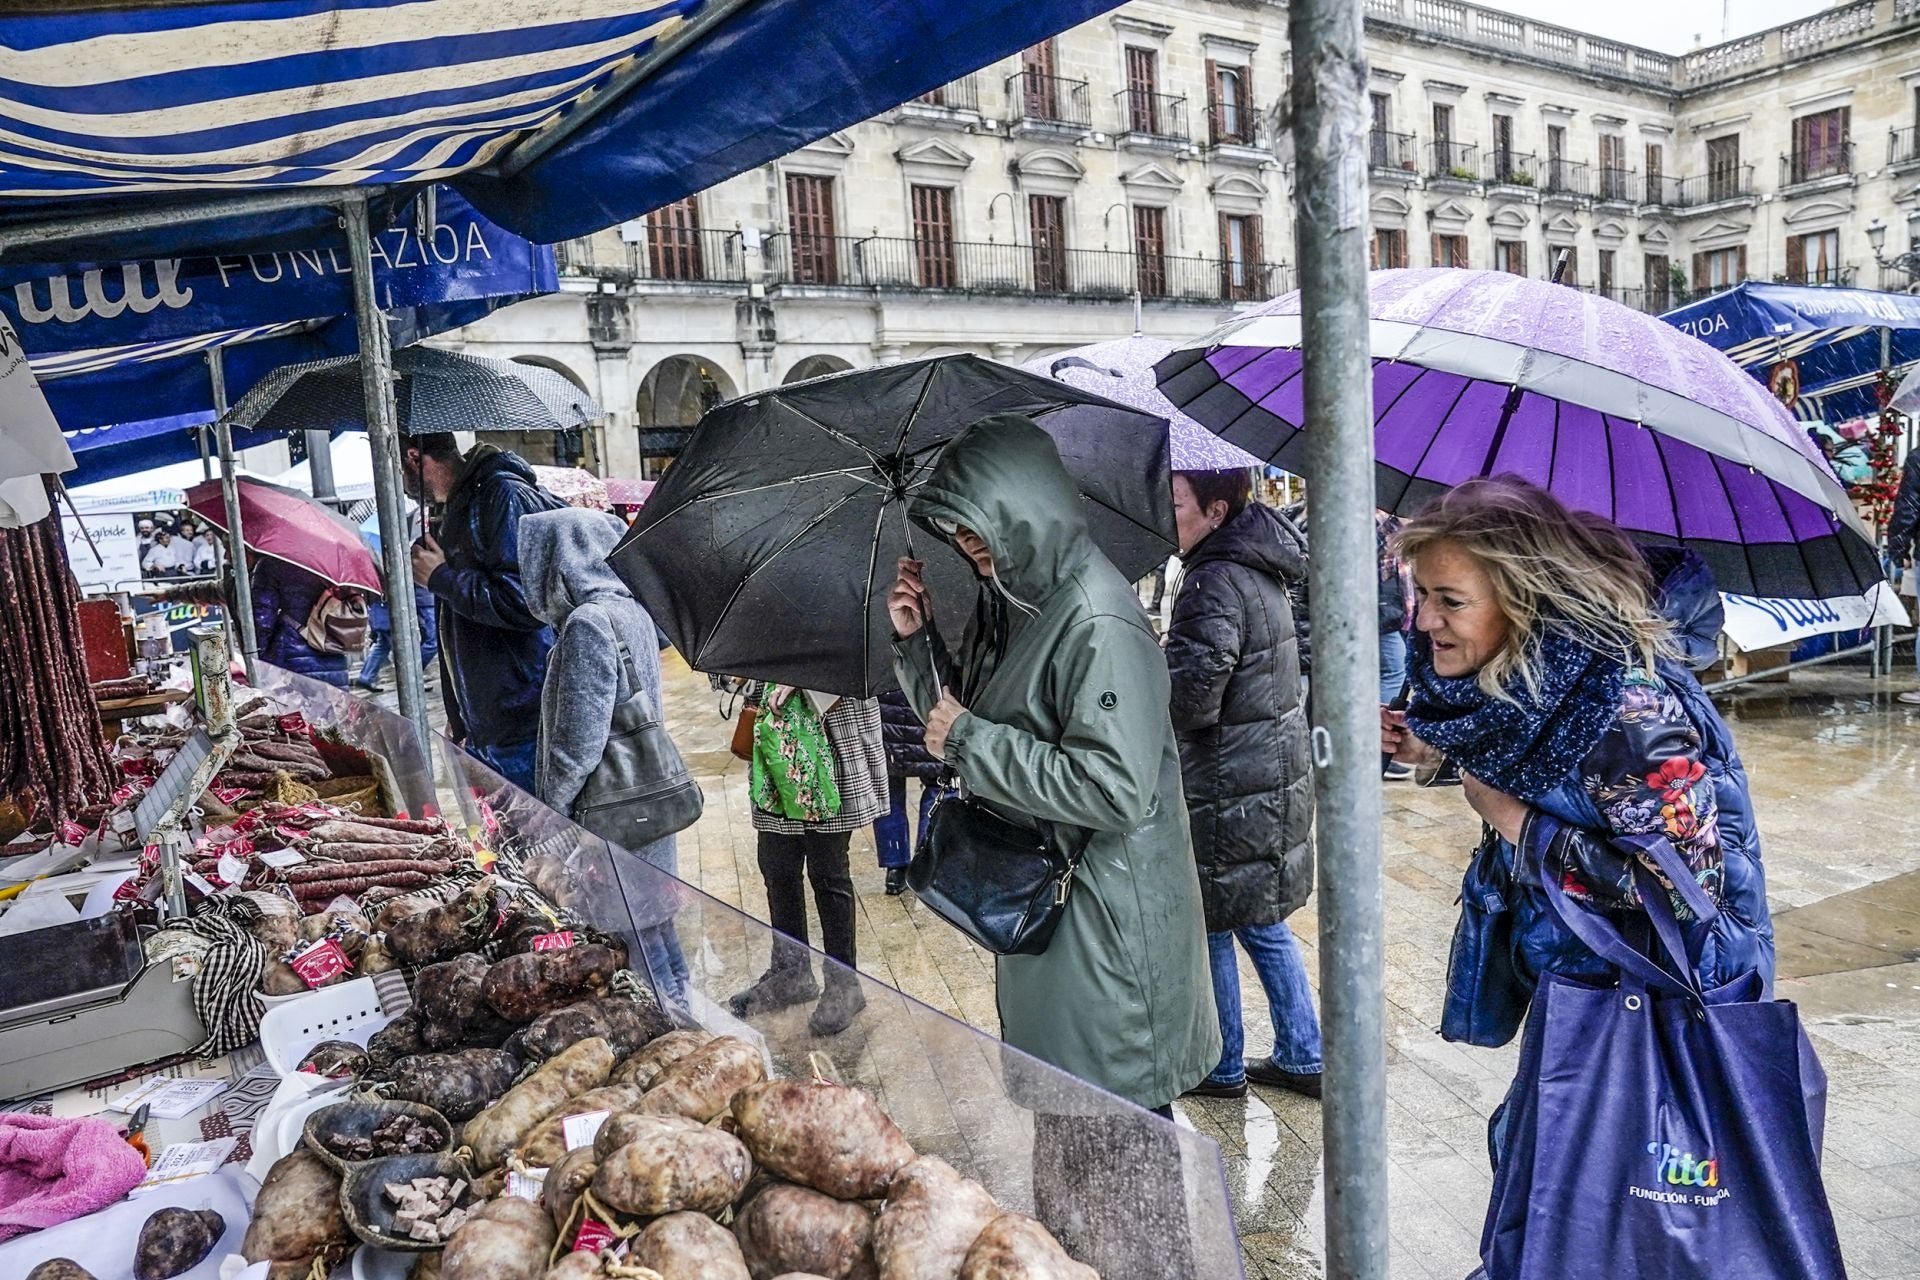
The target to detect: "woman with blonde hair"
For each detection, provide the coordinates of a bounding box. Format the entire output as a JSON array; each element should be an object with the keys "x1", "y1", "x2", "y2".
[{"x1": 1380, "y1": 476, "x2": 1773, "y2": 1154}]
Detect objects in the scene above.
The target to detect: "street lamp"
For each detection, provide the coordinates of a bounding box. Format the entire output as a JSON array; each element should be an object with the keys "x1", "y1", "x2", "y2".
[{"x1": 1866, "y1": 210, "x2": 1920, "y2": 288}]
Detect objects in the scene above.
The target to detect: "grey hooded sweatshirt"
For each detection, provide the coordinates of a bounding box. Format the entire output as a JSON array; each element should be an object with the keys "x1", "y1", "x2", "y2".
[{"x1": 519, "y1": 507, "x2": 676, "y2": 882}]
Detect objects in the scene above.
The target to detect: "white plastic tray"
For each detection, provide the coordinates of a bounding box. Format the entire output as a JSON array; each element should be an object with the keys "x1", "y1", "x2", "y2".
[{"x1": 256, "y1": 977, "x2": 397, "y2": 1077}]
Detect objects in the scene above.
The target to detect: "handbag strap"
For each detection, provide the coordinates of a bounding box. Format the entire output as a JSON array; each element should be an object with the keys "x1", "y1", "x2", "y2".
[{"x1": 1536, "y1": 825, "x2": 1711, "y2": 1005}]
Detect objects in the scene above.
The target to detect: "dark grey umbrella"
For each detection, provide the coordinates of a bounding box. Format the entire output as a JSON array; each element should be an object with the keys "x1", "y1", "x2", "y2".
[
  {"x1": 228, "y1": 345, "x2": 602, "y2": 435},
  {"x1": 609, "y1": 354, "x2": 1174, "y2": 696}
]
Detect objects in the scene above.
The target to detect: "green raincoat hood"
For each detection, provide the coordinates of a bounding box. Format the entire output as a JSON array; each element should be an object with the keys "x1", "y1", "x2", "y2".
[{"x1": 909, "y1": 413, "x2": 1093, "y2": 606}]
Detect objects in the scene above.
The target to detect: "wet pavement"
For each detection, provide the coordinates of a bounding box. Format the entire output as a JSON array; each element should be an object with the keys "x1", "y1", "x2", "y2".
[{"x1": 649, "y1": 659, "x2": 1920, "y2": 1278}]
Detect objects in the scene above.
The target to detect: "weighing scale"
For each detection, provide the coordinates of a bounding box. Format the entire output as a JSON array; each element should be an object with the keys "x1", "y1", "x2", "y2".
[{"x1": 0, "y1": 627, "x2": 238, "y2": 1100}]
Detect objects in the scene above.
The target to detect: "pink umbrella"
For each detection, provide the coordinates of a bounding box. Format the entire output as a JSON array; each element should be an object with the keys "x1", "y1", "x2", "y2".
[
  {"x1": 185, "y1": 477, "x2": 384, "y2": 594},
  {"x1": 605, "y1": 476, "x2": 655, "y2": 507}
]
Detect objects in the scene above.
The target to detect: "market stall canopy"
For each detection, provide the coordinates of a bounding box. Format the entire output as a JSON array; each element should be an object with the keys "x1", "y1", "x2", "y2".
[
  {"x1": 1157, "y1": 268, "x2": 1882, "y2": 601},
  {"x1": 230, "y1": 347, "x2": 603, "y2": 436},
  {"x1": 0, "y1": 0, "x2": 1123, "y2": 256},
  {"x1": 1659, "y1": 282, "x2": 1920, "y2": 424},
  {"x1": 1, "y1": 190, "x2": 552, "y2": 358},
  {"x1": 0, "y1": 314, "x2": 71, "y2": 492}
]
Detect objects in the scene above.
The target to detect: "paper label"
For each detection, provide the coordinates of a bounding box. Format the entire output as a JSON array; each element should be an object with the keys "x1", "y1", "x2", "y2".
[
  {"x1": 290, "y1": 937, "x2": 352, "y2": 988},
  {"x1": 531, "y1": 930, "x2": 575, "y2": 952},
  {"x1": 216, "y1": 852, "x2": 248, "y2": 886},
  {"x1": 110, "y1": 1077, "x2": 229, "y2": 1120},
  {"x1": 258, "y1": 848, "x2": 305, "y2": 869},
  {"x1": 277, "y1": 712, "x2": 308, "y2": 734},
  {"x1": 57, "y1": 819, "x2": 88, "y2": 845},
  {"x1": 209, "y1": 785, "x2": 249, "y2": 805},
  {"x1": 133, "y1": 1136, "x2": 239, "y2": 1191},
  {"x1": 562, "y1": 1110, "x2": 610, "y2": 1152},
  {"x1": 506, "y1": 1168, "x2": 548, "y2": 1201},
  {"x1": 112, "y1": 782, "x2": 139, "y2": 804},
  {"x1": 573, "y1": 1219, "x2": 617, "y2": 1255},
  {"x1": 184, "y1": 871, "x2": 216, "y2": 896},
  {"x1": 119, "y1": 755, "x2": 155, "y2": 778},
  {"x1": 213, "y1": 833, "x2": 256, "y2": 858}
]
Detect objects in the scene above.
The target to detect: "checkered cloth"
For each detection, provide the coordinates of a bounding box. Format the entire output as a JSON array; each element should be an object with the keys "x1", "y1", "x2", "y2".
[
  {"x1": 752, "y1": 696, "x2": 889, "y2": 836},
  {"x1": 175, "y1": 897, "x2": 267, "y2": 1057}
]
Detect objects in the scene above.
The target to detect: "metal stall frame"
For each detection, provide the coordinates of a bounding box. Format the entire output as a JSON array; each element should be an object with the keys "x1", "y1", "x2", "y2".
[
  {"x1": 1287, "y1": 1, "x2": 1391, "y2": 1276},
  {"x1": 0, "y1": 188, "x2": 433, "y2": 747}
]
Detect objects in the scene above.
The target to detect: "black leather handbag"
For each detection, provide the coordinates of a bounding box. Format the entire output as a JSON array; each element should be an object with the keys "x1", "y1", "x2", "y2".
[
  {"x1": 571, "y1": 642, "x2": 704, "y2": 848},
  {"x1": 908, "y1": 786, "x2": 1080, "y2": 956}
]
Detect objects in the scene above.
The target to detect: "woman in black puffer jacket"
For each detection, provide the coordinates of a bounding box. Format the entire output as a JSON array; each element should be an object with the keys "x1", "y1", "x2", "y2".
[
  {"x1": 874, "y1": 688, "x2": 941, "y2": 895},
  {"x1": 1166, "y1": 469, "x2": 1322, "y2": 1100}
]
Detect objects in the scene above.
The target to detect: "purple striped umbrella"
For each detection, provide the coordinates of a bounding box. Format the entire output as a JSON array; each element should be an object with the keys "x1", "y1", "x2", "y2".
[
  {"x1": 1154, "y1": 268, "x2": 1880, "y2": 599},
  {"x1": 1023, "y1": 338, "x2": 1265, "y2": 471}
]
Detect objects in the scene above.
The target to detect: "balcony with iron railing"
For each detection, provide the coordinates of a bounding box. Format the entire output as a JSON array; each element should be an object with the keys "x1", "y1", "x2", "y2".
[
  {"x1": 1782, "y1": 141, "x2": 1855, "y2": 190},
  {"x1": 1428, "y1": 140, "x2": 1479, "y2": 185},
  {"x1": 1890, "y1": 127, "x2": 1920, "y2": 171},
  {"x1": 1005, "y1": 71, "x2": 1092, "y2": 134},
  {"x1": 1594, "y1": 167, "x2": 1638, "y2": 205},
  {"x1": 557, "y1": 229, "x2": 749, "y2": 286},
  {"x1": 764, "y1": 233, "x2": 1289, "y2": 302},
  {"x1": 1653, "y1": 167, "x2": 1756, "y2": 208},
  {"x1": 1113, "y1": 89, "x2": 1189, "y2": 148},
  {"x1": 1541, "y1": 158, "x2": 1590, "y2": 201},
  {"x1": 1778, "y1": 265, "x2": 1858, "y2": 288},
  {"x1": 1206, "y1": 104, "x2": 1262, "y2": 151},
  {"x1": 894, "y1": 74, "x2": 981, "y2": 125},
  {"x1": 1369, "y1": 129, "x2": 1418, "y2": 174},
  {"x1": 1363, "y1": 0, "x2": 1916, "y2": 90},
  {"x1": 1484, "y1": 150, "x2": 1537, "y2": 191}
]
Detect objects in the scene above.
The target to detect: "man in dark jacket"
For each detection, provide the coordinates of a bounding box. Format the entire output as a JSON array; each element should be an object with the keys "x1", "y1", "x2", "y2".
[
  {"x1": 1165, "y1": 469, "x2": 1322, "y2": 1100},
  {"x1": 406, "y1": 433, "x2": 567, "y2": 790},
  {"x1": 1886, "y1": 451, "x2": 1920, "y2": 705}
]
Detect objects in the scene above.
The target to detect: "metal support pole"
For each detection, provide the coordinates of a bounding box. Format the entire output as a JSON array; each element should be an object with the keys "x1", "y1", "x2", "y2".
[
  {"x1": 1288, "y1": 1, "x2": 1388, "y2": 1277},
  {"x1": 1878, "y1": 327, "x2": 1896, "y2": 678},
  {"x1": 306, "y1": 429, "x2": 338, "y2": 504},
  {"x1": 344, "y1": 196, "x2": 432, "y2": 747},
  {"x1": 207, "y1": 347, "x2": 258, "y2": 684}
]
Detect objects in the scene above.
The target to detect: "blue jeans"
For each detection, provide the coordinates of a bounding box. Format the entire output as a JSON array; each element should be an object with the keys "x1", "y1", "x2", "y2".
[
  {"x1": 873, "y1": 776, "x2": 940, "y2": 869},
  {"x1": 1379, "y1": 628, "x2": 1409, "y2": 705},
  {"x1": 357, "y1": 628, "x2": 391, "y2": 685},
  {"x1": 637, "y1": 921, "x2": 691, "y2": 1017},
  {"x1": 1205, "y1": 921, "x2": 1324, "y2": 1084},
  {"x1": 470, "y1": 739, "x2": 539, "y2": 794}
]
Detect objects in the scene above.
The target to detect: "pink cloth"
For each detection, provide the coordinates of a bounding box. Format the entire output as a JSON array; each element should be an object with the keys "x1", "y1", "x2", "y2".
[{"x1": 0, "y1": 1114, "x2": 148, "y2": 1241}]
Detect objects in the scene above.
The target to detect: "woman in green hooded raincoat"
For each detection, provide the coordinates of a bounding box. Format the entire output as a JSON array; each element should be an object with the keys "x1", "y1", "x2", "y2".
[{"x1": 889, "y1": 412, "x2": 1221, "y2": 1113}]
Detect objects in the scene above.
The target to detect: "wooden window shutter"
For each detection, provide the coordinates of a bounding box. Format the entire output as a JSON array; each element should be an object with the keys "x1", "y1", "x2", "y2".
[
  {"x1": 1736, "y1": 244, "x2": 1747, "y2": 282},
  {"x1": 1785, "y1": 234, "x2": 1805, "y2": 282},
  {"x1": 1248, "y1": 213, "x2": 1263, "y2": 269},
  {"x1": 1205, "y1": 58, "x2": 1219, "y2": 144},
  {"x1": 1432, "y1": 233, "x2": 1443, "y2": 268},
  {"x1": 1692, "y1": 252, "x2": 1708, "y2": 291}
]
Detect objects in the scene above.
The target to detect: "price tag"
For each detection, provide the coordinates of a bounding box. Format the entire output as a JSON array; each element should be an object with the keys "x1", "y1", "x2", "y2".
[
  {"x1": 209, "y1": 786, "x2": 249, "y2": 805},
  {"x1": 111, "y1": 782, "x2": 139, "y2": 805},
  {"x1": 259, "y1": 848, "x2": 305, "y2": 869},
  {"x1": 276, "y1": 712, "x2": 308, "y2": 735},
  {"x1": 119, "y1": 755, "x2": 155, "y2": 778},
  {"x1": 531, "y1": 931, "x2": 575, "y2": 952},
  {"x1": 216, "y1": 834, "x2": 256, "y2": 859},
  {"x1": 561, "y1": 1110, "x2": 610, "y2": 1151},
  {"x1": 506, "y1": 1168, "x2": 548, "y2": 1201},
  {"x1": 573, "y1": 1219, "x2": 617, "y2": 1255},
  {"x1": 229, "y1": 810, "x2": 262, "y2": 834},
  {"x1": 56, "y1": 819, "x2": 88, "y2": 846},
  {"x1": 479, "y1": 798, "x2": 501, "y2": 837},
  {"x1": 184, "y1": 871, "x2": 217, "y2": 896},
  {"x1": 216, "y1": 852, "x2": 249, "y2": 886},
  {"x1": 289, "y1": 938, "x2": 352, "y2": 988}
]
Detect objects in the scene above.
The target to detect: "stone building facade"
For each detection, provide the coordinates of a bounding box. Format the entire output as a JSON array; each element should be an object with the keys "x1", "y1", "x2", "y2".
[{"x1": 448, "y1": 0, "x2": 1920, "y2": 478}]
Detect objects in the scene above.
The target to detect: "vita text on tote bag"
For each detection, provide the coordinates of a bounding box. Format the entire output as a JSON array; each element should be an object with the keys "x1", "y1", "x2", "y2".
[{"x1": 1480, "y1": 830, "x2": 1845, "y2": 1280}]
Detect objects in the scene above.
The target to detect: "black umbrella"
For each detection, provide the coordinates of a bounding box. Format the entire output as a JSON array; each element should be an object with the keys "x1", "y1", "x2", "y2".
[{"x1": 609, "y1": 354, "x2": 1174, "y2": 696}]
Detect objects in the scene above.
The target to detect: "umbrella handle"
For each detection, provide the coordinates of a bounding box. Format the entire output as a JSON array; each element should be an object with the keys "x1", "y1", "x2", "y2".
[
  {"x1": 1048, "y1": 356, "x2": 1124, "y2": 381},
  {"x1": 902, "y1": 519, "x2": 945, "y2": 697}
]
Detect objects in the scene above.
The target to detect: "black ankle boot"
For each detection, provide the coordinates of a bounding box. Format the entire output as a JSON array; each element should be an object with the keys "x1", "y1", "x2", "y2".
[
  {"x1": 808, "y1": 970, "x2": 867, "y2": 1036},
  {"x1": 885, "y1": 866, "x2": 908, "y2": 896},
  {"x1": 728, "y1": 964, "x2": 819, "y2": 1017}
]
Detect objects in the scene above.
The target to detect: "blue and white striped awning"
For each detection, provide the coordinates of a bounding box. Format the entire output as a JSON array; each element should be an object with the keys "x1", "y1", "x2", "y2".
[
  {"x1": 29, "y1": 322, "x2": 310, "y2": 381},
  {"x1": 0, "y1": 0, "x2": 1126, "y2": 247},
  {"x1": 0, "y1": 0, "x2": 703, "y2": 198}
]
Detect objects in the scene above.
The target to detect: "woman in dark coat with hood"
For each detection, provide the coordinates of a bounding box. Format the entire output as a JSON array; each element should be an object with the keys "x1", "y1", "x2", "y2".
[
  {"x1": 251, "y1": 557, "x2": 351, "y2": 686},
  {"x1": 1164, "y1": 469, "x2": 1321, "y2": 1100}
]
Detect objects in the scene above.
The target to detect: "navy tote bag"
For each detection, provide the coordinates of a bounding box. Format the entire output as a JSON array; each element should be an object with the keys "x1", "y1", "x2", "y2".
[{"x1": 1480, "y1": 832, "x2": 1846, "y2": 1279}]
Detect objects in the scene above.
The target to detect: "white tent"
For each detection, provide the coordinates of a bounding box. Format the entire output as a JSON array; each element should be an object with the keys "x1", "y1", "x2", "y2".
[{"x1": 263, "y1": 433, "x2": 375, "y2": 501}]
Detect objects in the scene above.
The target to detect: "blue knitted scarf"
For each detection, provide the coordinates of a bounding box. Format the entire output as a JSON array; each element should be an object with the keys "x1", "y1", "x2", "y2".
[{"x1": 1403, "y1": 631, "x2": 1626, "y2": 802}]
